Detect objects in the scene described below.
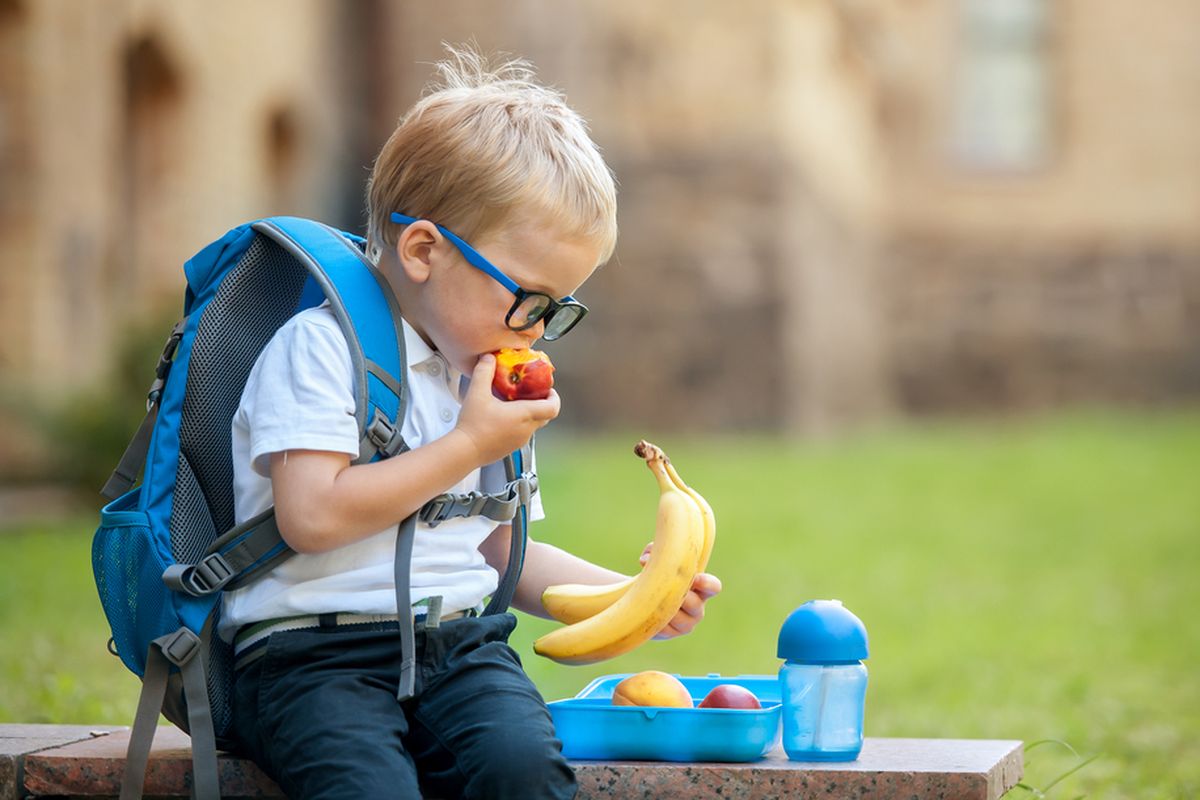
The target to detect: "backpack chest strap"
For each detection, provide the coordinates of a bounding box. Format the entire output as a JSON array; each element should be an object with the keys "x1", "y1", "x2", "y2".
[{"x1": 419, "y1": 474, "x2": 537, "y2": 527}]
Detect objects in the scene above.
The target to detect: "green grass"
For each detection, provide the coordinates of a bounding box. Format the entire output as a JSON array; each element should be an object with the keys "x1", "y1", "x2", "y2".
[{"x1": 2, "y1": 409, "x2": 1197, "y2": 797}]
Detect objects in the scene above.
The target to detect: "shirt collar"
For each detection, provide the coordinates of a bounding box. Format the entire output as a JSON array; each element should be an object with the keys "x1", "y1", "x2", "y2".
[
  {"x1": 400, "y1": 318, "x2": 436, "y2": 368},
  {"x1": 400, "y1": 318, "x2": 465, "y2": 390}
]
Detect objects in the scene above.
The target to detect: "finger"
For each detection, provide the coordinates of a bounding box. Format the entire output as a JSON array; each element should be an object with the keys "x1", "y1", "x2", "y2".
[
  {"x1": 661, "y1": 611, "x2": 694, "y2": 638},
  {"x1": 652, "y1": 607, "x2": 683, "y2": 639},
  {"x1": 466, "y1": 354, "x2": 497, "y2": 398},
  {"x1": 678, "y1": 590, "x2": 705, "y2": 619},
  {"x1": 691, "y1": 572, "x2": 722, "y2": 600},
  {"x1": 541, "y1": 390, "x2": 562, "y2": 421},
  {"x1": 653, "y1": 619, "x2": 685, "y2": 640},
  {"x1": 654, "y1": 593, "x2": 704, "y2": 640},
  {"x1": 519, "y1": 390, "x2": 561, "y2": 421}
]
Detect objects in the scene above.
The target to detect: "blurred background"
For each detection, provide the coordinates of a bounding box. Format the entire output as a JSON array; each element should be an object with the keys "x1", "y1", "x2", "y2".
[
  {"x1": 1, "y1": 1, "x2": 1198, "y2": 797},
  {"x1": 2, "y1": 0, "x2": 1198, "y2": 446}
]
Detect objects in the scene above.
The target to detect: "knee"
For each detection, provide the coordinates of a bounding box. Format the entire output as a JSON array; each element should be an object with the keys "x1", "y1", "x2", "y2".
[{"x1": 467, "y1": 734, "x2": 576, "y2": 799}]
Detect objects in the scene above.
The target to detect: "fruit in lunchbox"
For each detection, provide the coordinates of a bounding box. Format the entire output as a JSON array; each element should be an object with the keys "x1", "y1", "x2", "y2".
[
  {"x1": 698, "y1": 684, "x2": 762, "y2": 709},
  {"x1": 611, "y1": 671, "x2": 694, "y2": 708},
  {"x1": 491, "y1": 347, "x2": 554, "y2": 400}
]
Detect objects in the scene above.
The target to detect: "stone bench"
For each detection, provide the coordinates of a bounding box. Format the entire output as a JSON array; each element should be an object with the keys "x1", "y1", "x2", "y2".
[{"x1": 2, "y1": 724, "x2": 1023, "y2": 799}]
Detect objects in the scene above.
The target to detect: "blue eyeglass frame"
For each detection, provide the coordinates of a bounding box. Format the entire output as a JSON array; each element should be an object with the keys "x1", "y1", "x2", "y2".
[{"x1": 389, "y1": 212, "x2": 588, "y2": 340}]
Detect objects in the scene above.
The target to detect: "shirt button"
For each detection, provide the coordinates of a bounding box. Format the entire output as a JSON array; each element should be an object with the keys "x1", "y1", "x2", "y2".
[
  {"x1": 427, "y1": 361, "x2": 442, "y2": 377},
  {"x1": 440, "y1": 408, "x2": 453, "y2": 423}
]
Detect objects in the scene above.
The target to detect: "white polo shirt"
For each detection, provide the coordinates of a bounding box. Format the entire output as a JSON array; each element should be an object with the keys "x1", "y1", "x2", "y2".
[{"x1": 218, "y1": 302, "x2": 542, "y2": 642}]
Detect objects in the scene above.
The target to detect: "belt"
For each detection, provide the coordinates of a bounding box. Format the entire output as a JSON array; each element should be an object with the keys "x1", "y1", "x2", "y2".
[{"x1": 233, "y1": 608, "x2": 471, "y2": 671}]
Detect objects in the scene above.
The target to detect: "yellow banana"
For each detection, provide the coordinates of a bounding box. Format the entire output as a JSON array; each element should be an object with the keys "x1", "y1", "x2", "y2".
[
  {"x1": 539, "y1": 455, "x2": 715, "y2": 625},
  {"x1": 666, "y1": 460, "x2": 716, "y2": 574},
  {"x1": 540, "y1": 576, "x2": 636, "y2": 625},
  {"x1": 533, "y1": 441, "x2": 704, "y2": 664}
]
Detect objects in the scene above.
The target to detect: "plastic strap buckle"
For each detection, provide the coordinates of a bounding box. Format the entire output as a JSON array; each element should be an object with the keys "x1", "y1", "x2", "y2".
[
  {"x1": 158, "y1": 628, "x2": 201, "y2": 667},
  {"x1": 419, "y1": 491, "x2": 488, "y2": 527},
  {"x1": 162, "y1": 553, "x2": 235, "y2": 597},
  {"x1": 146, "y1": 321, "x2": 185, "y2": 411},
  {"x1": 418, "y1": 497, "x2": 449, "y2": 526},
  {"x1": 189, "y1": 552, "x2": 234, "y2": 594},
  {"x1": 366, "y1": 413, "x2": 407, "y2": 459},
  {"x1": 419, "y1": 474, "x2": 538, "y2": 527}
]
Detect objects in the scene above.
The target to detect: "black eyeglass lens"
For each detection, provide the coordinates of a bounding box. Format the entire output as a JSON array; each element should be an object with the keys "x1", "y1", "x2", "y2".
[
  {"x1": 509, "y1": 294, "x2": 553, "y2": 330},
  {"x1": 544, "y1": 306, "x2": 582, "y2": 340}
]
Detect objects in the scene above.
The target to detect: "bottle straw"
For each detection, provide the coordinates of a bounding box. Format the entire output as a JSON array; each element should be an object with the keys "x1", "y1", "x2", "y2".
[{"x1": 812, "y1": 667, "x2": 830, "y2": 750}]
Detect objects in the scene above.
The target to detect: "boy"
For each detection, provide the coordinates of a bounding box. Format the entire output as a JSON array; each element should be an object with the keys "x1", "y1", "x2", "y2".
[{"x1": 221, "y1": 47, "x2": 721, "y2": 799}]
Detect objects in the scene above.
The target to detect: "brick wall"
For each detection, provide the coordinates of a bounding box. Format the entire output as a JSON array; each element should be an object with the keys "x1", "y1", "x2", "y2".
[{"x1": 887, "y1": 237, "x2": 1200, "y2": 413}]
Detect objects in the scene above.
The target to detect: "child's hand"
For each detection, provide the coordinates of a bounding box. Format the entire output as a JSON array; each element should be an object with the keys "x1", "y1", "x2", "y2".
[
  {"x1": 638, "y1": 543, "x2": 723, "y2": 639},
  {"x1": 655, "y1": 571, "x2": 722, "y2": 640},
  {"x1": 455, "y1": 353, "x2": 560, "y2": 465}
]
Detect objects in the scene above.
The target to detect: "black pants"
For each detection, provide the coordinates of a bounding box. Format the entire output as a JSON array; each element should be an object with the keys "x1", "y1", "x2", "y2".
[{"x1": 231, "y1": 612, "x2": 576, "y2": 800}]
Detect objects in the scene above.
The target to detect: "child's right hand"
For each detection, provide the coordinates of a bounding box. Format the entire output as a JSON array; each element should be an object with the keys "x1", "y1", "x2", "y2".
[{"x1": 455, "y1": 354, "x2": 560, "y2": 465}]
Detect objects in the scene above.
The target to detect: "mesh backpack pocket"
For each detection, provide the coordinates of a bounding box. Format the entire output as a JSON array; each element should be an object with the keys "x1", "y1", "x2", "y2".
[{"x1": 92, "y1": 488, "x2": 176, "y2": 677}]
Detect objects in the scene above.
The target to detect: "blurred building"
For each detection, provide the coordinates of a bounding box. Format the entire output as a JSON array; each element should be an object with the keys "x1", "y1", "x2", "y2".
[
  {"x1": 0, "y1": 0, "x2": 365, "y2": 398},
  {"x1": 1, "y1": 0, "x2": 1197, "y2": 441}
]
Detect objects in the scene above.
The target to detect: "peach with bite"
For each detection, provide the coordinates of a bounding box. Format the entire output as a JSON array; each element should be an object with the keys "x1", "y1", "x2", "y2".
[{"x1": 491, "y1": 348, "x2": 554, "y2": 400}]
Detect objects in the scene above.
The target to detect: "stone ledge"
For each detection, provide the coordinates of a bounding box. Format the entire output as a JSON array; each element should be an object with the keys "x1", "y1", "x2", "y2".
[
  {"x1": 1, "y1": 726, "x2": 122, "y2": 800},
  {"x1": 7, "y1": 724, "x2": 1023, "y2": 799}
]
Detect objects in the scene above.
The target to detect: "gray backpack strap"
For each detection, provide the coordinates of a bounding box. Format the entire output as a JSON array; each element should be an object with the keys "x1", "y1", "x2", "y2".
[
  {"x1": 253, "y1": 218, "x2": 410, "y2": 466},
  {"x1": 390, "y1": 446, "x2": 534, "y2": 699},
  {"x1": 120, "y1": 627, "x2": 219, "y2": 800},
  {"x1": 101, "y1": 404, "x2": 158, "y2": 501},
  {"x1": 162, "y1": 509, "x2": 289, "y2": 597},
  {"x1": 393, "y1": 512, "x2": 418, "y2": 701},
  {"x1": 120, "y1": 640, "x2": 172, "y2": 800},
  {"x1": 418, "y1": 474, "x2": 538, "y2": 527},
  {"x1": 482, "y1": 446, "x2": 533, "y2": 617},
  {"x1": 102, "y1": 319, "x2": 187, "y2": 500}
]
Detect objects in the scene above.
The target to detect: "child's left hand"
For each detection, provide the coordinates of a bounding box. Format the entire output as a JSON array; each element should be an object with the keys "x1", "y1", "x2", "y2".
[{"x1": 638, "y1": 544, "x2": 723, "y2": 639}]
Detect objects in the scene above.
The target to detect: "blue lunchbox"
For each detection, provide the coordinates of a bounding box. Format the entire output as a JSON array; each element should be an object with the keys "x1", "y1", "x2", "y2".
[{"x1": 548, "y1": 673, "x2": 781, "y2": 762}]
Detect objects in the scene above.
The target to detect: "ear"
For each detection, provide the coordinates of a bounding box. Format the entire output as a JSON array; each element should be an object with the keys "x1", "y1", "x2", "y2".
[{"x1": 395, "y1": 220, "x2": 442, "y2": 284}]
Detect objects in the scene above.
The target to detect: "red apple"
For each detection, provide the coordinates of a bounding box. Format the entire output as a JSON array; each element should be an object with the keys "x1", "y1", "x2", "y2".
[
  {"x1": 698, "y1": 684, "x2": 762, "y2": 710},
  {"x1": 491, "y1": 348, "x2": 555, "y2": 401}
]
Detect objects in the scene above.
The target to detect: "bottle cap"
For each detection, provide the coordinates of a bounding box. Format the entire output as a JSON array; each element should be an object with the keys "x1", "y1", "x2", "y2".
[{"x1": 777, "y1": 599, "x2": 869, "y2": 664}]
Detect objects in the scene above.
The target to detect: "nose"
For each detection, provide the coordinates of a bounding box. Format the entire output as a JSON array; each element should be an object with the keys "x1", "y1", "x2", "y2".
[{"x1": 518, "y1": 318, "x2": 546, "y2": 343}]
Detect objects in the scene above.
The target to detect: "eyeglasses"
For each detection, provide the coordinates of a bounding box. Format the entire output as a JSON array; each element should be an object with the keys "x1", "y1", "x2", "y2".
[{"x1": 390, "y1": 213, "x2": 589, "y2": 341}]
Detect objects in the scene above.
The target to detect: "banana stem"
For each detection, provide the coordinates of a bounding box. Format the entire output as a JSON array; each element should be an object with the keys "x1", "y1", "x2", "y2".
[{"x1": 634, "y1": 440, "x2": 674, "y2": 493}]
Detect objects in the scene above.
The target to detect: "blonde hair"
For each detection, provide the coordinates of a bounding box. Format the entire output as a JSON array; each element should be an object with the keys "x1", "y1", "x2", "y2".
[{"x1": 366, "y1": 44, "x2": 618, "y2": 265}]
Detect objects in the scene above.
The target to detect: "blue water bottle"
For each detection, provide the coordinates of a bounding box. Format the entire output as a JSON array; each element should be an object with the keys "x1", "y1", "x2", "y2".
[{"x1": 777, "y1": 599, "x2": 869, "y2": 761}]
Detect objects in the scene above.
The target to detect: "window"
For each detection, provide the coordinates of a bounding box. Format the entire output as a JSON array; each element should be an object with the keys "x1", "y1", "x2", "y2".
[{"x1": 950, "y1": 0, "x2": 1052, "y2": 171}]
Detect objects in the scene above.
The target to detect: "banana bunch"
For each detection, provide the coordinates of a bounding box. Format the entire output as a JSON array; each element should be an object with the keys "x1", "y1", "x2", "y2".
[{"x1": 532, "y1": 440, "x2": 715, "y2": 665}]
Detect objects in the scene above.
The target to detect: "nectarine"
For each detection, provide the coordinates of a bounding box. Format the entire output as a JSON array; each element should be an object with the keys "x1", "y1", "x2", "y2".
[
  {"x1": 698, "y1": 684, "x2": 762, "y2": 709},
  {"x1": 491, "y1": 348, "x2": 554, "y2": 400},
  {"x1": 611, "y1": 671, "x2": 693, "y2": 708}
]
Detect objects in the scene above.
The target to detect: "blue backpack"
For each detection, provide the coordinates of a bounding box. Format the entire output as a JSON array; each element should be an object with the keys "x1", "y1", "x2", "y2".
[{"x1": 92, "y1": 217, "x2": 534, "y2": 800}]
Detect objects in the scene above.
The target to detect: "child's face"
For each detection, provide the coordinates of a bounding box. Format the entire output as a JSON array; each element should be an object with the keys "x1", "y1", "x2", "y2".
[{"x1": 402, "y1": 215, "x2": 602, "y2": 376}]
